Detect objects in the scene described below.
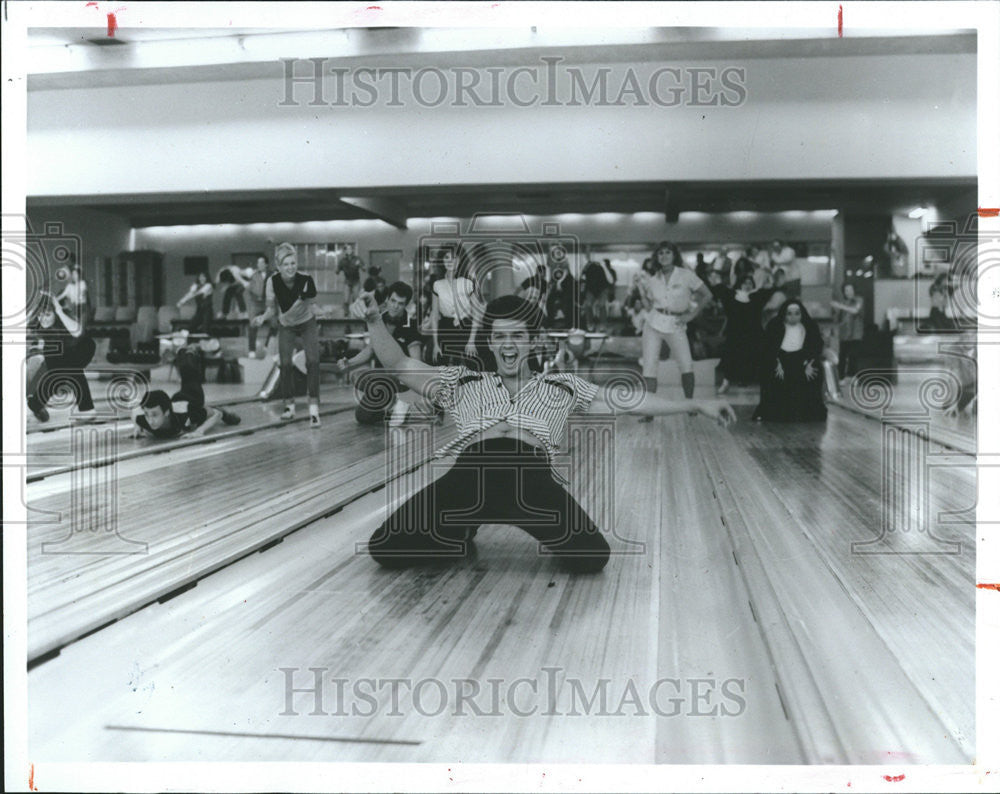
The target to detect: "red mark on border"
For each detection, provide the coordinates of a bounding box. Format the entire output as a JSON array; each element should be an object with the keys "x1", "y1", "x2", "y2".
[
  {"x1": 977, "y1": 582, "x2": 1000, "y2": 591},
  {"x1": 884, "y1": 774, "x2": 905, "y2": 783},
  {"x1": 107, "y1": 12, "x2": 118, "y2": 36},
  {"x1": 29, "y1": 764, "x2": 38, "y2": 791},
  {"x1": 838, "y1": 5, "x2": 843, "y2": 37},
  {"x1": 367, "y1": 5, "x2": 382, "y2": 9},
  {"x1": 978, "y1": 208, "x2": 1000, "y2": 218}
]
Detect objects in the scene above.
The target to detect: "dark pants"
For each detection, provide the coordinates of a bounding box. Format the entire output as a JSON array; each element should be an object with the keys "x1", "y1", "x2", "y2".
[
  {"x1": 436, "y1": 316, "x2": 473, "y2": 366},
  {"x1": 838, "y1": 339, "x2": 862, "y2": 379},
  {"x1": 175, "y1": 347, "x2": 206, "y2": 405},
  {"x1": 28, "y1": 336, "x2": 96, "y2": 412},
  {"x1": 246, "y1": 295, "x2": 273, "y2": 350},
  {"x1": 174, "y1": 346, "x2": 238, "y2": 425},
  {"x1": 582, "y1": 289, "x2": 609, "y2": 330},
  {"x1": 191, "y1": 300, "x2": 214, "y2": 334},
  {"x1": 278, "y1": 317, "x2": 319, "y2": 401},
  {"x1": 368, "y1": 438, "x2": 611, "y2": 573},
  {"x1": 222, "y1": 284, "x2": 246, "y2": 315}
]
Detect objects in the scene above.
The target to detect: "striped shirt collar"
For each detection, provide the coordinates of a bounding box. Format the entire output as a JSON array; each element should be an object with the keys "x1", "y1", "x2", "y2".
[{"x1": 431, "y1": 366, "x2": 600, "y2": 469}]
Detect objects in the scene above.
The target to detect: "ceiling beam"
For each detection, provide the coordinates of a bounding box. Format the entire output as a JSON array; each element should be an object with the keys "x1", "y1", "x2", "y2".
[
  {"x1": 338, "y1": 196, "x2": 409, "y2": 229},
  {"x1": 663, "y1": 188, "x2": 679, "y2": 224}
]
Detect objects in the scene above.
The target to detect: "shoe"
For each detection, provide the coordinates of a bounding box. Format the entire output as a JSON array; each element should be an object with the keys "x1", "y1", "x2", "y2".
[
  {"x1": 280, "y1": 406, "x2": 295, "y2": 421},
  {"x1": 308, "y1": 405, "x2": 321, "y2": 428},
  {"x1": 717, "y1": 379, "x2": 730, "y2": 395},
  {"x1": 30, "y1": 404, "x2": 50, "y2": 422},
  {"x1": 389, "y1": 400, "x2": 409, "y2": 427},
  {"x1": 221, "y1": 410, "x2": 241, "y2": 425}
]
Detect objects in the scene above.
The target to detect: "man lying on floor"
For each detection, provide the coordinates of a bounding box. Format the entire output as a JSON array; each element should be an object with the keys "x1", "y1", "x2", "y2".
[{"x1": 131, "y1": 347, "x2": 241, "y2": 439}]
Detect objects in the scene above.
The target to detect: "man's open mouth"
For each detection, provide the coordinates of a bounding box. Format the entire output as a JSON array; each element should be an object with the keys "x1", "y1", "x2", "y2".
[{"x1": 500, "y1": 350, "x2": 518, "y2": 366}]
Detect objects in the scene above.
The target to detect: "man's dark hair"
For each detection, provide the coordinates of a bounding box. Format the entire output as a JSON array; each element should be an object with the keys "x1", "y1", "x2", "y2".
[
  {"x1": 387, "y1": 281, "x2": 413, "y2": 302},
  {"x1": 258, "y1": 255, "x2": 269, "y2": 265},
  {"x1": 481, "y1": 295, "x2": 544, "y2": 340},
  {"x1": 141, "y1": 389, "x2": 172, "y2": 413}
]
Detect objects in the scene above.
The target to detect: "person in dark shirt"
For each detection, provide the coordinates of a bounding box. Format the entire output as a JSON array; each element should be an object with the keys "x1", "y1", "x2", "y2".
[
  {"x1": 26, "y1": 292, "x2": 97, "y2": 422},
  {"x1": 177, "y1": 271, "x2": 214, "y2": 334},
  {"x1": 712, "y1": 274, "x2": 769, "y2": 392},
  {"x1": 919, "y1": 284, "x2": 959, "y2": 332},
  {"x1": 251, "y1": 242, "x2": 321, "y2": 425},
  {"x1": 581, "y1": 259, "x2": 614, "y2": 332},
  {"x1": 753, "y1": 299, "x2": 827, "y2": 423},
  {"x1": 133, "y1": 389, "x2": 213, "y2": 439},
  {"x1": 516, "y1": 262, "x2": 548, "y2": 311},
  {"x1": 131, "y1": 347, "x2": 241, "y2": 439},
  {"x1": 341, "y1": 282, "x2": 427, "y2": 425},
  {"x1": 545, "y1": 263, "x2": 578, "y2": 330}
]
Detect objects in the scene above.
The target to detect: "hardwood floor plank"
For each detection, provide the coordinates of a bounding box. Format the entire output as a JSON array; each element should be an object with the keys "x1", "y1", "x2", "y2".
[{"x1": 27, "y1": 407, "x2": 974, "y2": 764}]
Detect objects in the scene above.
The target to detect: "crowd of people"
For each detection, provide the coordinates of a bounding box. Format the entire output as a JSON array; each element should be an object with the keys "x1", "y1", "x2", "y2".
[{"x1": 26, "y1": 235, "x2": 979, "y2": 441}]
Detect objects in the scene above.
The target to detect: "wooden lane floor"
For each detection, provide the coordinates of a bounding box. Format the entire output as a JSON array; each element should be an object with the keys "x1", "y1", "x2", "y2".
[
  {"x1": 24, "y1": 390, "x2": 361, "y2": 481},
  {"x1": 697, "y1": 406, "x2": 974, "y2": 762},
  {"x1": 25, "y1": 408, "x2": 457, "y2": 663},
  {"x1": 27, "y1": 407, "x2": 975, "y2": 763},
  {"x1": 832, "y1": 369, "x2": 976, "y2": 456},
  {"x1": 25, "y1": 379, "x2": 269, "y2": 434}
]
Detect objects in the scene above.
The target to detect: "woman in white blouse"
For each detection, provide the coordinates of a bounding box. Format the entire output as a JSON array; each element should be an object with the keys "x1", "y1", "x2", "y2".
[
  {"x1": 635, "y1": 241, "x2": 712, "y2": 403},
  {"x1": 56, "y1": 265, "x2": 90, "y2": 327},
  {"x1": 430, "y1": 249, "x2": 483, "y2": 366}
]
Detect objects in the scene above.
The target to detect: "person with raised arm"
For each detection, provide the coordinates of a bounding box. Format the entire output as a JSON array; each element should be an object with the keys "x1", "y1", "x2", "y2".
[
  {"x1": 351, "y1": 291, "x2": 735, "y2": 573},
  {"x1": 177, "y1": 271, "x2": 215, "y2": 334}
]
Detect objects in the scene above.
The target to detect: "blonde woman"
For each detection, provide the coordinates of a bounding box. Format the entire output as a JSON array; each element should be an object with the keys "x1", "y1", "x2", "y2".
[{"x1": 251, "y1": 243, "x2": 321, "y2": 426}]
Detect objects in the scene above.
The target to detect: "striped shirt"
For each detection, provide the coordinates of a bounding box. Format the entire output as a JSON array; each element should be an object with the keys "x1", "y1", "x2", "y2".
[{"x1": 429, "y1": 365, "x2": 600, "y2": 465}]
